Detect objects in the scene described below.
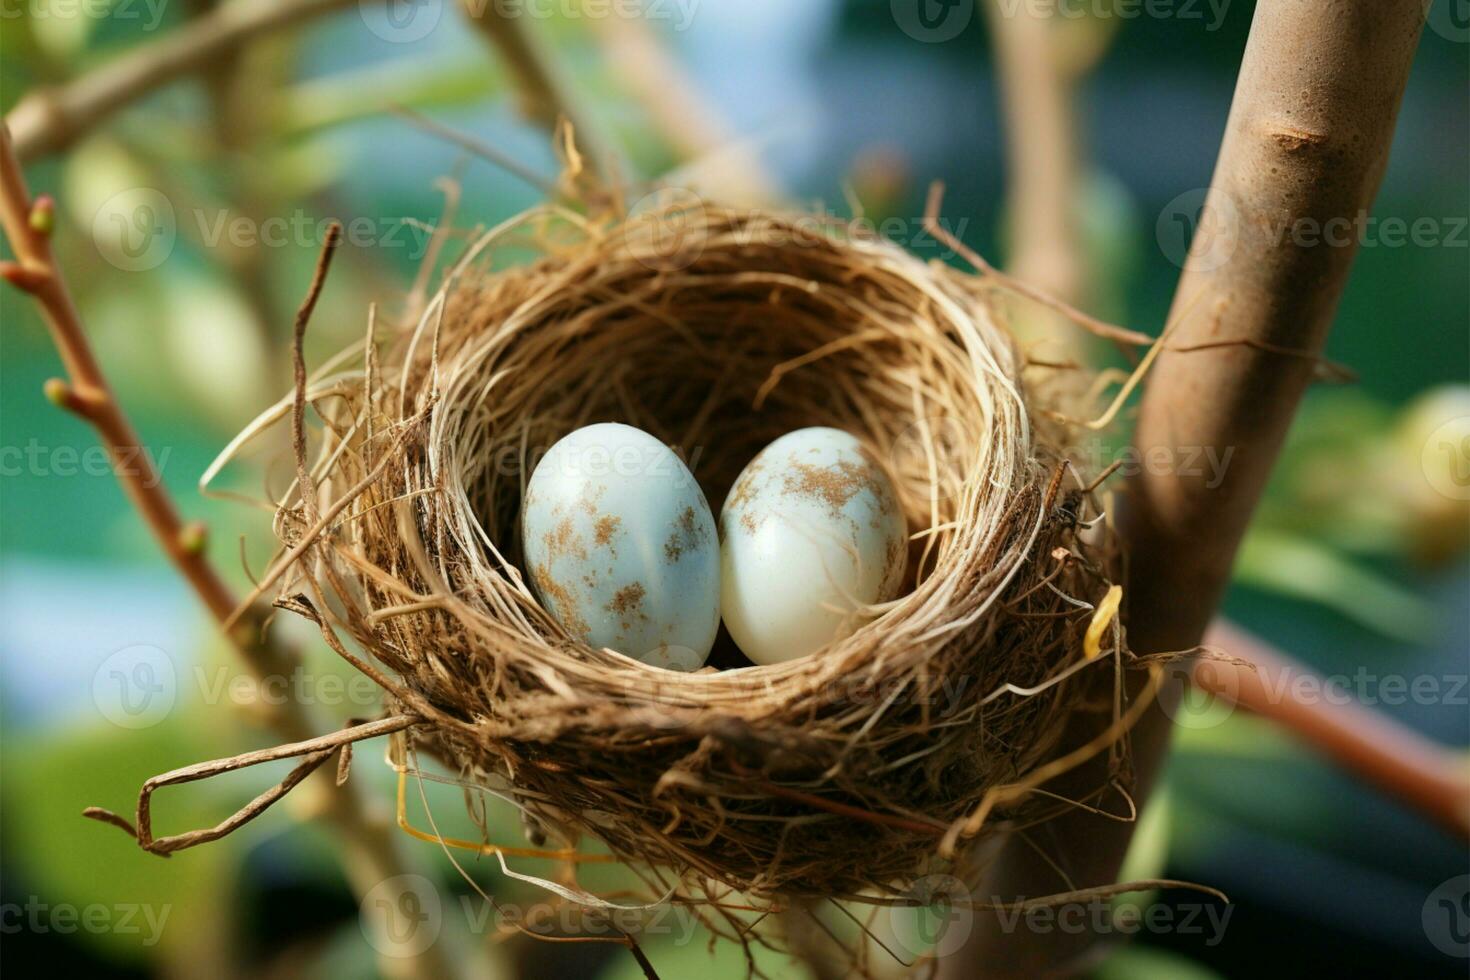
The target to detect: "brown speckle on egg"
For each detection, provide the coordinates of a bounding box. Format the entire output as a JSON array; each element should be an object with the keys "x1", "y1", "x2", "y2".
[
  {"x1": 543, "y1": 516, "x2": 587, "y2": 562},
  {"x1": 594, "y1": 514, "x2": 621, "y2": 549},
  {"x1": 578, "y1": 481, "x2": 607, "y2": 516},
  {"x1": 608, "y1": 582, "x2": 649, "y2": 631},
  {"x1": 781, "y1": 455, "x2": 880, "y2": 518},
  {"x1": 609, "y1": 582, "x2": 646, "y2": 614},
  {"x1": 663, "y1": 505, "x2": 706, "y2": 563}
]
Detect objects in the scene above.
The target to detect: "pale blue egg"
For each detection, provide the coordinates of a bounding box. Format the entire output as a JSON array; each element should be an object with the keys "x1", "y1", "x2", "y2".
[
  {"x1": 720, "y1": 427, "x2": 908, "y2": 665},
  {"x1": 522, "y1": 423, "x2": 720, "y2": 670}
]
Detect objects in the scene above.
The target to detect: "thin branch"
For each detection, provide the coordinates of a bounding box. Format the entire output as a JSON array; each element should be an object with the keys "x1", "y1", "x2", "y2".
[
  {"x1": 624, "y1": 937, "x2": 662, "y2": 980},
  {"x1": 0, "y1": 126, "x2": 242, "y2": 629},
  {"x1": 7, "y1": 0, "x2": 365, "y2": 163},
  {"x1": 924, "y1": 182, "x2": 1153, "y2": 347},
  {"x1": 0, "y1": 122, "x2": 462, "y2": 980},
  {"x1": 457, "y1": 0, "x2": 618, "y2": 185},
  {"x1": 390, "y1": 105, "x2": 560, "y2": 196},
  {"x1": 1200, "y1": 620, "x2": 1469, "y2": 842}
]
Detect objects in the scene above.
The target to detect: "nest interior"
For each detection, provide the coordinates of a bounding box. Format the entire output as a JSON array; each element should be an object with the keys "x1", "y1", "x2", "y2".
[{"x1": 284, "y1": 200, "x2": 1127, "y2": 902}]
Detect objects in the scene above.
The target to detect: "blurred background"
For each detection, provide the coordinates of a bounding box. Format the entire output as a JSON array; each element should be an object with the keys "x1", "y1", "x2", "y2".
[{"x1": 1, "y1": 1, "x2": 1466, "y2": 977}]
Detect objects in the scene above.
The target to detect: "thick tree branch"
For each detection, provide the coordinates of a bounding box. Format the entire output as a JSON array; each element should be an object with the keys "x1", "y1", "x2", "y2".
[
  {"x1": 6, "y1": 0, "x2": 364, "y2": 163},
  {"x1": 952, "y1": 3, "x2": 1429, "y2": 976}
]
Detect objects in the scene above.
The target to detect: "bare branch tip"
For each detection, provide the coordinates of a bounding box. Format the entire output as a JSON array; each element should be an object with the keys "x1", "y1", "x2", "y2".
[
  {"x1": 0, "y1": 259, "x2": 47, "y2": 293},
  {"x1": 42, "y1": 377, "x2": 106, "y2": 419},
  {"x1": 28, "y1": 194, "x2": 55, "y2": 236},
  {"x1": 82, "y1": 806, "x2": 140, "y2": 841},
  {"x1": 42, "y1": 377, "x2": 71, "y2": 407},
  {"x1": 178, "y1": 521, "x2": 209, "y2": 557}
]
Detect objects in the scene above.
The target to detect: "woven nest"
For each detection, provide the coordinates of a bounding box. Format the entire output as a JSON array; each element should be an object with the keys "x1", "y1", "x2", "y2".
[{"x1": 269, "y1": 197, "x2": 1136, "y2": 904}]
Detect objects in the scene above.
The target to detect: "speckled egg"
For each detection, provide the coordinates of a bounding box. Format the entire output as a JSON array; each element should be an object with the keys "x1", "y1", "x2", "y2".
[
  {"x1": 720, "y1": 427, "x2": 908, "y2": 665},
  {"x1": 521, "y1": 423, "x2": 720, "y2": 670}
]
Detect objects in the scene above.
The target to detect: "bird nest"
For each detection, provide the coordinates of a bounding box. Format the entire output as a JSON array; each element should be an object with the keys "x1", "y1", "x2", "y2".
[{"x1": 92, "y1": 192, "x2": 1156, "y2": 924}]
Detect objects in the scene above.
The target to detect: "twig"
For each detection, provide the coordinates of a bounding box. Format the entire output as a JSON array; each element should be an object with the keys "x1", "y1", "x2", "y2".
[
  {"x1": 1200, "y1": 620, "x2": 1469, "y2": 841},
  {"x1": 84, "y1": 714, "x2": 422, "y2": 855},
  {"x1": 390, "y1": 105, "x2": 560, "y2": 196},
  {"x1": 923, "y1": 183, "x2": 1152, "y2": 347},
  {"x1": 0, "y1": 122, "x2": 462, "y2": 980},
  {"x1": 292, "y1": 221, "x2": 342, "y2": 526},
  {"x1": 625, "y1": 937, "x2": 661, "y2": 980},
  {"x1": 0, "y1": 127, "x2": 242, "y2": 629},
  {"x1": 953, "y1": 4, "x2": 1431, "y2": 975},
  {"x1": 457, "y1": 0, "x2": 618, "y2": 185},
  {"x1": 7, "y1": 0, "x2": 366, "y2": 163}
]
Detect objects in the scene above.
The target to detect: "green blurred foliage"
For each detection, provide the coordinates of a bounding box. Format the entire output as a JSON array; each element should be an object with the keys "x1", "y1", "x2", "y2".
[{"x1": 1, "y1": 704, "x2": 235, "y2": 968}]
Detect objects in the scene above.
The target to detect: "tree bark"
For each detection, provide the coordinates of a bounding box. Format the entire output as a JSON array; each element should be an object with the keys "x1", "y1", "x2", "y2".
[
  {"x1": 947, "y1": 2, "x2": 1429, "y2": 976},
  {"x1": 6, "y1": 0, "x2": 362, "y2": 163}
]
